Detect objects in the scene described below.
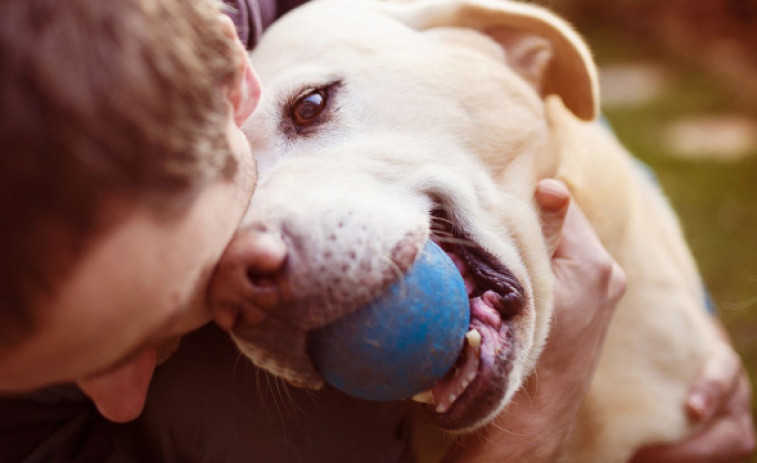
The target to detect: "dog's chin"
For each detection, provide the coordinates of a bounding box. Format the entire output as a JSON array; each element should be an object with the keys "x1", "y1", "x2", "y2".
[{"x1": 419, "y1": 209, "x2": 527, "y2": 431}]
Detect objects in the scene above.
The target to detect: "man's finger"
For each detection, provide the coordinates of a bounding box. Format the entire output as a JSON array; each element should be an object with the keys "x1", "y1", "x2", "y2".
[
  {"x1": 630, "y1": 420, "x2": 746, "y2": 463},
  {"x1": 535, "y1": 179, "x2": 570, "y2": 257},
  {"x1": 687, "y1": 342, "x2": 741, "y2": 421},
  {"x1": 630, "y1": 372, "x2": 755, "y2": 463},
  {"x1": 548, "y1": 186, "x2": 607, "y2": 264}
]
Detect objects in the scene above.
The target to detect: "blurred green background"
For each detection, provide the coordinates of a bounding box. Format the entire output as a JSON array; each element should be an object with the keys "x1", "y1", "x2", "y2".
[{"x1": 540, "y1": 0, "x2": 757, "y2": 457}]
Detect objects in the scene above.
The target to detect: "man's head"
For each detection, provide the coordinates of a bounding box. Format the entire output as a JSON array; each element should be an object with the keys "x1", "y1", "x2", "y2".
[{"x1": 0, "y1": 0, "x2": 260, "y2": 419}]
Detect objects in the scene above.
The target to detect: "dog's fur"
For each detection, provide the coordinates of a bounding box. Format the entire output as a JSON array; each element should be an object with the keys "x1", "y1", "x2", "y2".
[{"x1": 229, "y1": 0, "x2": 720, "y2": 460}]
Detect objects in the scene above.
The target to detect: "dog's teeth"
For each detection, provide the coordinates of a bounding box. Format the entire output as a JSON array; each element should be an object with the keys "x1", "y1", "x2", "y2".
[
  {"x1": 465, "y1": 329, "x2": 482, "y2": 349},
  {"x1": 435, "y1": 402, "x2": 448, "y2": 414},
  {"x1": 468, "y1": 372, "x2": 476, "y2": 381},
  {"x1": 412, "y1": 390, "x2": 435, "y2": 404},
  {"x1": 449, "y1": 393, "x2": 457, "y2": 403}
]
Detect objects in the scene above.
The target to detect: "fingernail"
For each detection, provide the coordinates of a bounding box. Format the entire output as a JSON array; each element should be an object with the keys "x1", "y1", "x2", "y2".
[
  {"x1": 688, "y1": 391, "x2": 714, "y2": 420},
  {"x1": 536, "y1": 179, "x2": 569, "y2": 212}
]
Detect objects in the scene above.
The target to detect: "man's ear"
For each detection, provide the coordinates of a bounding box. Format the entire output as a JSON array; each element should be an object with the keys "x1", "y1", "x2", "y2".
[
  {"x1": 381, "y1": 0, "x2": 598, "y2": 121},
  {"x1": 220, "y1": 14, "x2": 261, "y2": 126}
]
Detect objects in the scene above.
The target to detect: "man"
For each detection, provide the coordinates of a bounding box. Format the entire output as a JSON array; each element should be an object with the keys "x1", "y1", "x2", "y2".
[
  {"x1": 0, "y1": 0, "x2": 258, "y2": 406},
  {"x1": 0, "y1": 0, "x2": 751, "y2": 461}
]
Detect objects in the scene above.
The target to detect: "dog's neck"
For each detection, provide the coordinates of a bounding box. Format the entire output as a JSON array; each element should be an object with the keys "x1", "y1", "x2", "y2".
[{"x1": 545, "y1": 98, "x2": 638, "y2": 256}]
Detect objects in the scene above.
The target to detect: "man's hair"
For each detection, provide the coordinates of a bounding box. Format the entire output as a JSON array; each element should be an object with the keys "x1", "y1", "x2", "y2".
[{"x1": 0, "y1": 0, "x2": 241, "y2": 345}]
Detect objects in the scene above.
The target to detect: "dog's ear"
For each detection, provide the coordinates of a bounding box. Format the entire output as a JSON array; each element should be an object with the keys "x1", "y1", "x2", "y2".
[{"x1": 382, "y1": 0, "x2": 598, "y2": 121}]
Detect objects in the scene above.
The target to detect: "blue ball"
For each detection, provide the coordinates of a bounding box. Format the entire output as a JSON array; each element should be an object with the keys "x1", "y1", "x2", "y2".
[{"x1": 310, "y1": 240, "x2": 470, "y2": 401}]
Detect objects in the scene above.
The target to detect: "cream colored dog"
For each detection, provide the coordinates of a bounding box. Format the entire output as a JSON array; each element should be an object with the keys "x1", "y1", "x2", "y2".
[{"x1": 225, "y1": 0, "x2": 721, "y2": 460}]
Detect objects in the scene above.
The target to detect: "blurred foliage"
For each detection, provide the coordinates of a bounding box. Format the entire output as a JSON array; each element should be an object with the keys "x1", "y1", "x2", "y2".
[{"x1": 547, "y1": 0, "x2": 757, "y2": 107}]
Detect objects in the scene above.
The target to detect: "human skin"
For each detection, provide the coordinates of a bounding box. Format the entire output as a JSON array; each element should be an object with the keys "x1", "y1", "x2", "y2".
[
  {"x1": 443, "y1": 179, "x2": 754, "y2": 462},
  {"x1": 442, "y1": 179, "x2": 627, "y2": 462},
  {"x1": 629, "y1": 321, "x2": 755, "y2": 462},
  {"x1": 0, "y1": 15, "x2": 261, "y2": 424},
  {"x1": 0, "y1": 9, "x2": 750, "y2": 457}
]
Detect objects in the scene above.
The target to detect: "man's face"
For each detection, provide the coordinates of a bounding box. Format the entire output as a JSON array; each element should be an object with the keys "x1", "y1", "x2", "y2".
[{"x1": 0, "y1": 27, "x2": 260, "y2": 422}]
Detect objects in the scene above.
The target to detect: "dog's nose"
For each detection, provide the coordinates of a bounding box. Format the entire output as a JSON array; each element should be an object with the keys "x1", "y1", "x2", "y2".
[{"x1": 209, "y1": 227, "x2": 289, "y2": 332}]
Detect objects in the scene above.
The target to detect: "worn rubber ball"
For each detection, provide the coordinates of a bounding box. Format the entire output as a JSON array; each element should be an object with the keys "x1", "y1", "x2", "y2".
[{"x1": 309, "y1": 240, "x2": 470, "y2": 401}]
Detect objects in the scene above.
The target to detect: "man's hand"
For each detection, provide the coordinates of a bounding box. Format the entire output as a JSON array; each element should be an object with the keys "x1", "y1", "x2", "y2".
[
  {"x1": 443, "y1": 179, "x2": 626, "y2": 462},
  {"x1": 630, "y1": 323, "x2": 755, "y2": 463}
]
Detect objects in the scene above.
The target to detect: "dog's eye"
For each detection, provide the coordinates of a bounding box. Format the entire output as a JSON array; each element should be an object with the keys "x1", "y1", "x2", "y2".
[{"x1": 291, "y1": 89, "x2": 328, "y2": 127}]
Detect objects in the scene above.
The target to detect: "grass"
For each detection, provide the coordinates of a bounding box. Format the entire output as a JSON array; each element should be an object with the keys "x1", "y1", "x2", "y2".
[{"x1": 586, "y1": 27, "x2": 757, "y2": 452}]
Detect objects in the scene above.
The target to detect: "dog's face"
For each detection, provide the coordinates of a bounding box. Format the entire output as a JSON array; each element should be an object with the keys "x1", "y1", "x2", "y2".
[{"x1": 212, "y1": 0, "x2": 598, "y2": 431}]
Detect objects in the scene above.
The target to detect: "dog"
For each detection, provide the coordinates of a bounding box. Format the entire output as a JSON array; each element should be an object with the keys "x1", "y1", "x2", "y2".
[{"x1": 211, "y1": 0, "x2": 721, "y2": 460}]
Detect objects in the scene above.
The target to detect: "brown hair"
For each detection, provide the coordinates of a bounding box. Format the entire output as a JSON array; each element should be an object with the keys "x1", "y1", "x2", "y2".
[{"x1": 0, "y1": 0, "x2": 241, "y2": 345}]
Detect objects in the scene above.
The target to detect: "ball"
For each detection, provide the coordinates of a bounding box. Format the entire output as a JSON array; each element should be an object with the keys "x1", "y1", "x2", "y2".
[{"x1": 309, "y1": 240, "x2": 470, "y2": 401}]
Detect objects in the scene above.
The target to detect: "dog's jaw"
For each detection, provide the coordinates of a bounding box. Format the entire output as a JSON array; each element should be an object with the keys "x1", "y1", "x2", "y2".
[
  {"x1": 415, "y1": 209, "x2": 529, "y2": 430},
  {"x1": 225, "y1": 174, "x2": 541, "y2": 431}
]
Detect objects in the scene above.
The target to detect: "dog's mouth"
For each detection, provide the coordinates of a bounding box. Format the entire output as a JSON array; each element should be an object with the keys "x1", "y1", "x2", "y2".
[{"x1": 413, "y1": 207, "x2": 526, "y2": 430}]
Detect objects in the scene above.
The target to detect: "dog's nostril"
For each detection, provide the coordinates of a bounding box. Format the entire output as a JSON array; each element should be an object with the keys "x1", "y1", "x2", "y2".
[
  {"x1": 225, "y1": 227, "x2": 289, "y2": 293},
  {"x1": 210, "y1": 227, "x2": 290, "y2": 322},
  {"x1": 246, "y1": 269, "x2": 280, "y2": 289}
]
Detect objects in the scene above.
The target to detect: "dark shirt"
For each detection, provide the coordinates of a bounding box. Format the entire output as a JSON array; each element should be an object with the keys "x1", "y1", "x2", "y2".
[
  {"x1": 0, "y1": 325, "x2": 414, "y2": 463},
  {"x1": 223, "y1": 0, "x2": 304, "y2": 50},
  {"x1": 0, "y1": 386, "x2": 124, "y2": 462},
  {"x1": 128, "y1": 325, "x2": 414, "y2": 463}
]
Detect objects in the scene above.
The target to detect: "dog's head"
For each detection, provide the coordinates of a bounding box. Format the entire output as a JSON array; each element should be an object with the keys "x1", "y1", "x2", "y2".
[{"x1": 209, "y1": 0, "x2": 598, "y2": 431}]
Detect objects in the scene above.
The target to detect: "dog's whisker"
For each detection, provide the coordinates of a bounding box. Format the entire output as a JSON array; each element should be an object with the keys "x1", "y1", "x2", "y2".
[
  {"x1": 430, "y1": 235, "x2": 478, "y2": 248},
  {"x1": 377, "y1": 250, "x2": 413, "y2": 299},
  {"x1": 274, "y1": 376, "x2": 287, "y2": 406},
  {"x1": 231, "y1": 352, "x2": 244, "y2": 381},
  {"x1": 427, "y1": 223, "x2": 477, "y2": 247},
  {"x1": 430, "y1": 214, "x2": 456, "y2": 226},
  {"x1": 273, "y1": 376, "x2": 303, "y2": 423},
  {"x1": 520, "y1": 372, "x2": 537, "y2": 401},
  {"x1": 429, "y1": 229, "x2": 451, "y2": 238},
  {"x1": 377, "y1": 250, "x2": 406, "y2": 281},
  {"x1": 281, "y1": 382, "x2": 306, "y2": 416},
  {"x1": 254, "y1": 362, "x2": 267, "y2": 407},
  {"x1": 264, "y1": 372, "x2": 292, "y2": 437},
  {"x1": 429, "y1": 223, "x2": 455, "y2": 234},
  {"x1": 491, "y1": 421, "x2": 526, "y2": 438}
]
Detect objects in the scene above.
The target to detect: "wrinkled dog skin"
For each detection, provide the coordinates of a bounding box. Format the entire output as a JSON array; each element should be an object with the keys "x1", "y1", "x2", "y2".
[{"x1": 214, "y1": 0, "x2": 720, "y2": 461}]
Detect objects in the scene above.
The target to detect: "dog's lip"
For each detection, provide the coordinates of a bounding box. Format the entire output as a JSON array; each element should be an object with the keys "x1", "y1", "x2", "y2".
[
  {"x1": 426, "y1": 208, "x2": 525, "y2": 429},
  {"x1": 423, "y1": 250, "x2": 520, "y2": 429},
  {"x1": 424, "y1": 302, "x2": 515, "y2": 429}
]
